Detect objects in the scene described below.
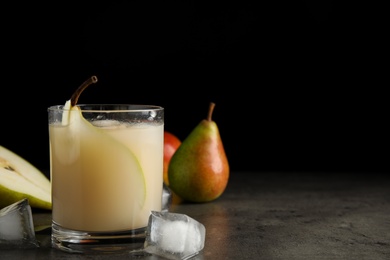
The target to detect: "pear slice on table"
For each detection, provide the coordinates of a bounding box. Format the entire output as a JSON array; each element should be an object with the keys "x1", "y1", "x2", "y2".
[{"x1": 0, "y1": 145, "x2": 51, "y2": 210}]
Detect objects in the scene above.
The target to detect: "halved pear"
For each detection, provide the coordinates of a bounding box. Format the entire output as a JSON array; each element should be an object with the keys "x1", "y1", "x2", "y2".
[
  {"x1": 0, "y1": 146, "x2": 51, "y2": 210},
  {"x1": 63, "y1": 105, "x2": 147, "y2": 209}
]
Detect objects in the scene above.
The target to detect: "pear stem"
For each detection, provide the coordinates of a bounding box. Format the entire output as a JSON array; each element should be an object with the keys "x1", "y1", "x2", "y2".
[
  {"x1": 207, "y1": 102, "x2": 216, "y2": 121},
  {"x1": 70, "y1": 76, "x2": 98, "y2": 106}
]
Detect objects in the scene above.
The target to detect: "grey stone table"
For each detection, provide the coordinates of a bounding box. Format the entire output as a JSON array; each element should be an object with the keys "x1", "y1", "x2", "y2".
[{"x1": 1, "y1": 171, "x2": 389, "y2": 259}]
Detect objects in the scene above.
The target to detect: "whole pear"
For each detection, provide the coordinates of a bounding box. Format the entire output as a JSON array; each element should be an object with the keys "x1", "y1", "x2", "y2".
[{"x1": 168, "y1": 102, "x2": 229, "y2": 203}]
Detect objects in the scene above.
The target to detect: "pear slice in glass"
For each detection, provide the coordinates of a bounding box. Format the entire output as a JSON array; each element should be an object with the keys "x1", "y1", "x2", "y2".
[
  {"x1": 64, "y1": 104, "x2": 147, "y2": 210},
  {"x1": 57, "y1": 75, "x2": 146, "y2": 210},
  {"x1": 61, "y1": 99, "x2": 72, "y2": 126}
]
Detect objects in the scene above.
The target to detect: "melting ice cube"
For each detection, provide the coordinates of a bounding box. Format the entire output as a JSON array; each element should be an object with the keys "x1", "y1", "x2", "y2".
[
  {"x1": 0, "y1": 198, "x2": 39, "y2": 249},
  {"x1": 144, "y1": 211, "x2": 206, "y2": 260},
  {"x1": 162, "y1": 183, "x2": 172, "y2": 212}
]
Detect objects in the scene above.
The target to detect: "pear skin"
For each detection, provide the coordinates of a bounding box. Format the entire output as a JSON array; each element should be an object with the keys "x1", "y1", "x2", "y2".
[{"x1": 168, "y1": 102, "x2": 229, "y2": 203}]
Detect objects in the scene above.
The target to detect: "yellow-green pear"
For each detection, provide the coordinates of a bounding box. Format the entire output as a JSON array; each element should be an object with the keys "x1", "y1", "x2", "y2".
[
  {"x1": 0, "y1": 145, "x2": 51, "y2": 210},
  {"x1": 168, "y1": 102, "x2": 229, "y2": 203}
]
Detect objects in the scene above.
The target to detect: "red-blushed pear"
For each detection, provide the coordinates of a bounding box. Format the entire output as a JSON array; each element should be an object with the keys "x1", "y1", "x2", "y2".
[
  {"x1": 163, "y1": 131, "x2": 181, "y2": 186},
  {"x1": 168, "y1": 102, "x2": 229, "y2": 203},
  {"x1": 163, "y1": 131, "x2": 184, "y2": 205}
]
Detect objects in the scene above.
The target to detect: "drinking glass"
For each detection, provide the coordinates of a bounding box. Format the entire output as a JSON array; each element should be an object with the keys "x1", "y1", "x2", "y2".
[{"x1": 48, "y1": 104, "x2": 164, "y2": 253}]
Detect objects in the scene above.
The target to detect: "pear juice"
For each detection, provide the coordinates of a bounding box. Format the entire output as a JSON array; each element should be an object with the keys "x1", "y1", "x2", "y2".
[{"x1": 49, "y1": 119, "x2": 164, "y2": 232}]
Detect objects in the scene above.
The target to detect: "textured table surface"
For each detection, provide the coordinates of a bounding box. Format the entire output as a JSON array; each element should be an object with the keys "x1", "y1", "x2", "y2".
[{"x1": 1, "y1": 171, "x2": 389, "y2": 259}]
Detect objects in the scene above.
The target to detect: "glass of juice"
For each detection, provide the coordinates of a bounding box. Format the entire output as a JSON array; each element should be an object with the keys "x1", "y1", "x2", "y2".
[{"x1": 48, "y1": 104, "x2": 164, "y2": 253}]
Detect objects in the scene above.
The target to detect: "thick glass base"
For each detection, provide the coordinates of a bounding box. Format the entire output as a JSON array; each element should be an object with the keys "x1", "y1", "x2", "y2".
[{"x1": 51, "y1": 222, "x2": 146, "y2": 254}]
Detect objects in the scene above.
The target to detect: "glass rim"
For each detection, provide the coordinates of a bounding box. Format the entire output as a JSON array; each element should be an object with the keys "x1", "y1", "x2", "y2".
[{"x1": 48, "y1": 104, "x2": 164, "y2": 112}]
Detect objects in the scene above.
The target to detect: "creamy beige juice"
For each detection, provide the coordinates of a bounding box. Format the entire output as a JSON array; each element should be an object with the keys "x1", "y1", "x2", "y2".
[{"x1": 50, "y1": 120, "x2": 163, "y2": 232}]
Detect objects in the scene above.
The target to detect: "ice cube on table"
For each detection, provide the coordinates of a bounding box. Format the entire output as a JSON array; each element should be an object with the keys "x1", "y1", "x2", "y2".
[
  {"x1": 144, "y1": 211, "x2": 206, "y2": 260},
  {"x1": 162, "y1": 183, "x2": 172, "y2": 212},
  {"x1": 0, "y1": 198, "x2": 39, "y2": 249}
]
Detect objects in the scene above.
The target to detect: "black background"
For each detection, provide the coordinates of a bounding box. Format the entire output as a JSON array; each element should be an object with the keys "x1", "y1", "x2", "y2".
[{"x1": 1, "y1": 1, "x2": 387, "y2": 175}]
